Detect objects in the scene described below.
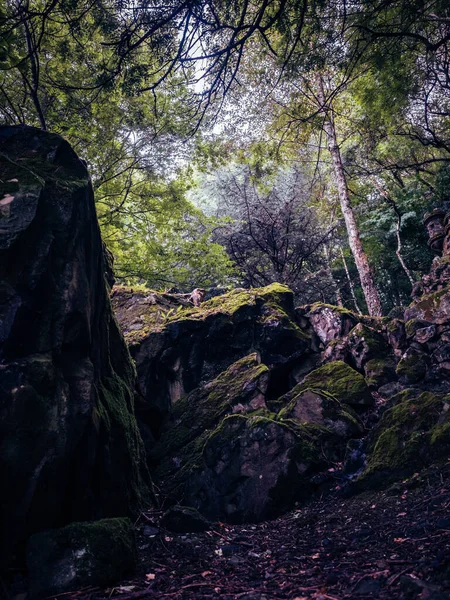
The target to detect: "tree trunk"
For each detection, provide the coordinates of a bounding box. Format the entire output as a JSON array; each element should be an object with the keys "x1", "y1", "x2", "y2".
[
  {"x1": 340, "y1": 247, "x2": 363, "y2": 314},
  {"x1": 324, "y1": 245, "x2": 343, "y2": 307},
  {"x1": 317, "y1": 79, "x2": 383, "y2": 316}
]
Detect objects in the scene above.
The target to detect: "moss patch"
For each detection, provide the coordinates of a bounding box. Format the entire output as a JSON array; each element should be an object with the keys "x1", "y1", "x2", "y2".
[
  {"x1": 115, "y1": 283, "x2": 295, "y2": 344},
  {"x1": 296, "y1": 361, "x2": 373, "y2": 406},
  {"x1": 360, "y1": 390, "x2": 450, "y2": 486}
]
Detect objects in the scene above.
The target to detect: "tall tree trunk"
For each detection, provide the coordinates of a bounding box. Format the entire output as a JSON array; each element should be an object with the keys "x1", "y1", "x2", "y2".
[
  {"x1": 317, "y1": 79, "x2": 383, "y2": 316},
  {"x1": 324, "y1": 245, "x2": 343, "y2": 307},
  {"x1": 340, "y1": 247, "x2": 363, "y2": 314}
]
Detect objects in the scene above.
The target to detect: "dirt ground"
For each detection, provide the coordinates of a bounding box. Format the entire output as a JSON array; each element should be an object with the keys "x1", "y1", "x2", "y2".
[{"x1": 45, "y1": 464, "x2": 450, "y2": 600}]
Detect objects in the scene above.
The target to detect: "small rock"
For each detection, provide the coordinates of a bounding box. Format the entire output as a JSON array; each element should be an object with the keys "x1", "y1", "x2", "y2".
[
  {"x1": 161, "y1": 505, "x2": 211, "y2": 533},
  {"x1": 143, "y1": 525, "x2": 160, "y2": 537},
  {"x1": 354, "y1": 576, "x2": 383, "y2": 595},
  {"x1": 436, "y1": 517, "x2": 450, "y2": 530}
]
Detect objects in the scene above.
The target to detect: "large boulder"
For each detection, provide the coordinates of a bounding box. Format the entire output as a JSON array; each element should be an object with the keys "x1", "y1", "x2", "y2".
[
  {"x1": 297, "y1": 361, "x2": 374, "y2": 407},
  {"x1": 0, "y1": 126, "x2": 150, "y2": 565},
  {"x1": 151, "y1": 353, "x2": 363, "y2": 522},
  {"x1": 113, "y1": 284, "x2": 312, "y2": 435},
  {"x1": 359, "y1": 389, "x2": 450, "y2": 487},
  {"x1": 183, "y1": 407, "x2": 361, "y2": 523},
  {"x1": 151, "y1": 353, "x2": 270, "y2": 498}
]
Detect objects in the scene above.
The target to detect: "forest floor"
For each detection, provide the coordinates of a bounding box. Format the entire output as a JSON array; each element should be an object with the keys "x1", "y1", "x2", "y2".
[{"x1": 52, "y1": 464, "x2": 450, "y2": 600}]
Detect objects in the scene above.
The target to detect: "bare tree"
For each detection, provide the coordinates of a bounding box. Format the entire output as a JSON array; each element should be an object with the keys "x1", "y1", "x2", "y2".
[{"x1": 212, "y1": 165, "x2": 336, "y2": 294}]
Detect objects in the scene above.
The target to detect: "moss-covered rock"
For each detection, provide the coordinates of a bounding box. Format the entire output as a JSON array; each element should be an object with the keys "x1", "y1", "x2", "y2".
[
  {"x1": 347, "y1": 323, "x2": 390, "y2": 370},
  {"x1": 396, "y1": 347, "x2": 429, "y2": 383},
  {"x1": 297, "y1": 361, "x2": 373, "y2": 406},
  {"x1": 183, "y1": 412, "x2": 351, "y2": 523},
  {"x1": 405, "y1": 288, "x2": 450, "y2": 325},
  {"x1": 151, "y1": 354, "x2": 269, "y2": 494},
  {"x1": 359, "y1": 390, "x2": 450, "y2": 486},
  {"x1": 27, "y1": 518, "x2": 136, "y2": 598},
  {"x1": 304, "y1": 303, "x2": 358, "y2": 346},
  {"x1": 364, "y1": 358, "x2": 397, "y2": 389},
  {"x1": 277, "y1": 388, "x2": 363, "y2": 437},
  {"x1": 113, "y1": 284, "x2": 311, "y2": 438}
]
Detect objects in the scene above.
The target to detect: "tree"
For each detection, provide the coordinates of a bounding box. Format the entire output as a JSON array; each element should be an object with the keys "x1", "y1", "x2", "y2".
[{"x1": 197, "y1": 164, "x2": 335, "y2": 296}]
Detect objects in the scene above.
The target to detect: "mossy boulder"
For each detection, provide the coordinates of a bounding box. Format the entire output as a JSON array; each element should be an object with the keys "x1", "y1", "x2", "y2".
[
  {"x1": 27, "y1": 518, "x2": 136, "y2": 597},
  {"x1": 183, "y1": 412, "x2": 353, "y2": 523},
  {"x1": 0, "y1": 126, "x2": 150, "y2": 564},
  {"x1": 113, "y1": 283, "x2": 311, "y2": 438},
  {"x1": 151, "y1": 354, "x2": 270, "y2": 494},
  {"x1": 304, "y1": 303, "x2": 358, "y2": 346},
  {"x1": 396, "y1": 347, "x2": 429, "y2": 383},
  {"x1": 298, "y1": 361, "x2": 373, "y2": 406},
  {"x1": 364, "y1": 358, "x2": 397, "y2": 389},
  {"x1": 405, "y1": 288, "x2": 450, "y2": 325},
  {"x1": 277, "y1": 388, "x2": 363, "y2": 437},
  {"x1": 347, "y1": 323, "x2": 390, "y2": 371},
  {"x1": 360, "y1": 390, "x2": 450, "y2": 487}
]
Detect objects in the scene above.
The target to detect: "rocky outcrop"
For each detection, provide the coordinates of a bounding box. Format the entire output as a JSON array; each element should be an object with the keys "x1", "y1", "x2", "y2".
[
  {"x1": 112, "y1": 200, "x2": 450, "y2": 523},
  {"x1": 112, "y1": 284, "x2": 312, "y2": 437},
  {"x1": 0, "y1": 126, "x2": 150, "y2": 566}
]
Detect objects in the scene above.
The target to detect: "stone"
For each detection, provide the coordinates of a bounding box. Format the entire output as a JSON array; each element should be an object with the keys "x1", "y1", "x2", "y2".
[
  {"x1": 0, "y1": 126, "x2": 150, "y2": 564},
  {"x1": 278, "y1": 388, "x2": 363, "y2": 437},
  {"x1": 305, "y1": 303, "x2": 358, "y2": 346},
  {"x1": 183, "y1": 404, "x2": 359, "y2": 523},
  {"x1": 347, "y1": 323, "x2": 390, "y2": 371},
  {"x1": 359, "y1": 390, "x2": 450, "y2": 487},
  {"x1": 396, "y1": 347, "x2": 429, "y2": 383},
  {"x1": 27, "y1": 518, "x2": 136, "y2": 598},
  {"x1": 298, "y1": 361, "x2": 374, "y2": 406},
  {"x1": 161, "y1": 506, "x2": 211, "y2": 533},
  {"x1": 364, "y1": 358, "x2": 397, "y2": 389},
  {"x1": 151, "y1": 354, "x2": 270, "y2": 498}
]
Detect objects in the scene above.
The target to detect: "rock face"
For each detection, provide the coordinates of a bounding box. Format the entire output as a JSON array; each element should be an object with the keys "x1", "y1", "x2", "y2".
[
  {"x1": 110, "y1": 202, "x2": 450, "y2": 523},
  {"x1": 115, "y1": 284, "x2": 370, "y2": 522},
  {"x1": 0, "y1": 126, "x2": 150, "y2": 565}
]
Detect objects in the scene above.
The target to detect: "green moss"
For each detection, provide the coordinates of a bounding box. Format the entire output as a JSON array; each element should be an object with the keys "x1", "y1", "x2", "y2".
[
  {"x1": 118, "y1": 283, "x2": 295, "y2": 344},
  {"x1": 360, "y1": 390, "x2": 450, "y2": 485},
  {"x1": 395, "y1": 351, "x2": 428, "y2": 383},
  {"x1": 294, "y1": 361, "x2": 372, "y2": 406},
  {"x1": 348, "y1": 323, "x2": 387, "y2": 352},
  {"x1": 95, "y1": 373, "x2": 152, "y2": 514}
]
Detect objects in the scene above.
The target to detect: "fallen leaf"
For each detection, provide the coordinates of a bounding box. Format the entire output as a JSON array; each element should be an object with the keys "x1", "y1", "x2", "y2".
[
  {"x1": 145, "y1": 573, "x2": 156, "y2": 581},
  {"x1": 201, "y1": 571, "x2": 212, "y2": 577}
]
